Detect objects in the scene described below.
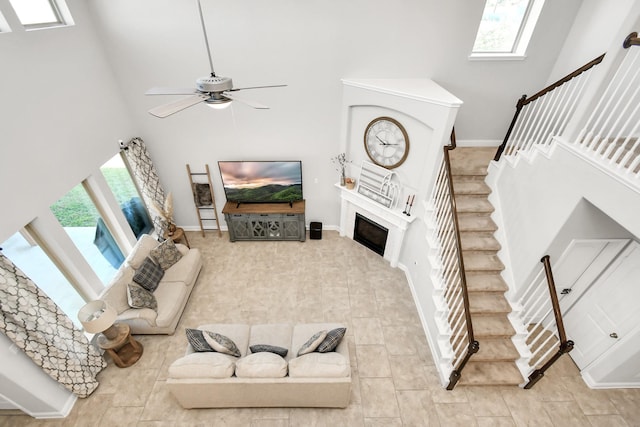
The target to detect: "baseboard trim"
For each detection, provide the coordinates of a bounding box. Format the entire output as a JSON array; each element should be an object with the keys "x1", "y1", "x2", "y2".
[{"x1": 456, "y1": 139, "x2": 501, "y2": 147}]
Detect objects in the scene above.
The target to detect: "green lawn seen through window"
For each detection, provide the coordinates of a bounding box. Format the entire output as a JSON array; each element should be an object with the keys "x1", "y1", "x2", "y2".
[{"x1": 50, "y1": 168, "x2": 139, "y2": 227}]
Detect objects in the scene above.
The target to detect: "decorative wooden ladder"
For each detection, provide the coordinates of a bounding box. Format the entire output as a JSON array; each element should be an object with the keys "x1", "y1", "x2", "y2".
[{"x1": 186, "y1": 164, "x2": 222, "y2": 237}]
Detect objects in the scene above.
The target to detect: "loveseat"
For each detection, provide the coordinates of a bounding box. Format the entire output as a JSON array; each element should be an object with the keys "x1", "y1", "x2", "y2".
[
  {"x1": 167, "y1": 323, "x2": 352, "y2": 408},
  {"x1": 100, "y1": 234, "x2": 202, "y2": 334}
]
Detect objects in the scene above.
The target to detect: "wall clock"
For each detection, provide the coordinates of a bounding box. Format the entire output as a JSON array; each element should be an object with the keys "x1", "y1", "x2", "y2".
[{"x1": 364, "y1": 116, "x2": 410, "y2": 169}]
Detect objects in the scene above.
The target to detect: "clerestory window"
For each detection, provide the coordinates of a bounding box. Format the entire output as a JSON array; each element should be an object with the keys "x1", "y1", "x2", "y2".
[{"x1": 470, "y1": 0, "x2": 545, "y2": 60}]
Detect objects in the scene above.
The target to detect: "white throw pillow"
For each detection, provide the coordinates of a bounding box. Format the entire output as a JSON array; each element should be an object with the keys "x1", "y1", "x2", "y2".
[
  {"x1": 235, "y1": 352, "x2": 288, "y2": 378},
  {"x1": 289, "y1": 352, "x2": 350, "y2": 378}
]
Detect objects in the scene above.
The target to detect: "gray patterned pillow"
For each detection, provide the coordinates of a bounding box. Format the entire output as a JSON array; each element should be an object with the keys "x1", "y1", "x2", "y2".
[
  {"x1": 132, "y1": 256, "x2": 164, "y2": 291},
  {"x1": 203, "y1": 331, "x2": 241, "y2": 357},
  {"x1": 185, "y1": 328, "x2": 213, "y2": 352},
  {"x1": 317, "y1": 327, "x2": 347, "y2": 353},
  {"x1": 250, "y1": 344, "x2": 288, "y2": 358},
  {"x1": 149, "y1": 239, "x2": 183, "y2": 270},
  {"x1": 126, "y1": 283, "x2": 157, "y2": 310},
  {"x1": 297, "y1": 330, "x2": 328, "y2": 356}
]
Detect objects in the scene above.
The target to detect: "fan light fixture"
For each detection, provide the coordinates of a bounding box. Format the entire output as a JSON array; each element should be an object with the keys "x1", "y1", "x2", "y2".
[{"x1": 206, "y1": 98, "x2": 232, "y2": 109}]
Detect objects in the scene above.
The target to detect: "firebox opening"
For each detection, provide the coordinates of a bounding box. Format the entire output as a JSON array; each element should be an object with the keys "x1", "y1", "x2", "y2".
[{"x1": 354, "y1": 213, "x2": 388, "y2": 256}]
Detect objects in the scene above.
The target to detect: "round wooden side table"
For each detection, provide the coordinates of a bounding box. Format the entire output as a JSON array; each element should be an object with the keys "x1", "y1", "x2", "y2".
[
  {"x1": 97, "y1": 323, "x2": 143, "y2": 368},
  {"x1": 164, "y1": 227, "x2": 190, "y2": 248}
]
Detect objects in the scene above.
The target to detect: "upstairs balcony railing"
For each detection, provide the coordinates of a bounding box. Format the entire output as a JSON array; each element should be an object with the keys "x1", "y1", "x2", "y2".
[{"x1": 573, "y1": 32, "x2": 640, "y2": 181}]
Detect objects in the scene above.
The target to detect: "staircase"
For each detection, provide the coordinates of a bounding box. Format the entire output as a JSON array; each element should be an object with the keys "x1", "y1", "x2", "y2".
[{"x1": 449, "y1": 147, "x2": 523, "y2": 386}]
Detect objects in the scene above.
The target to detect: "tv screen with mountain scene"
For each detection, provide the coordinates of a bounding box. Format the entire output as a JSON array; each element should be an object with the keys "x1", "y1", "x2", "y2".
[{"x1": 218, "y1": 161, "x2": 303, "y2": 204}]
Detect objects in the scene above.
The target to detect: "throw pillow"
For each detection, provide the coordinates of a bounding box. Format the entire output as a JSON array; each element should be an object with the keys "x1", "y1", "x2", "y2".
[
  {"x1": 297, "y1": 330, "x2": 328, "y2": 356},
  {"x1": 194, "y1": 183, "x2": 213, "y2": 206},
  {"x1": 250, "y1": 344, "x2": 288, "y2": 358},
  {"x1": 185, "y1": 328, "x2": 213, "y2": 352},
  {"x1": 149, "y1": 239, "x2": 183, "y2": 270},
  {"x1": 126, "y1": 283, "x2": 158, "y2": 310},
  {"x1": 317, "y1": 327, "x2": 347, "y2": 353},
  {"x1": 203, "y1": 331, "x2": 241, "y2": 357},
  {"x1": 132, "y1": 256, "x2": 164, "y2": 292}
]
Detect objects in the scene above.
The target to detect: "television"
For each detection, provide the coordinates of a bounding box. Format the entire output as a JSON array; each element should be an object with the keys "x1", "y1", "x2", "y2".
[{"x1": 218, "y1": 161, "x2": 303, "y2": 205}]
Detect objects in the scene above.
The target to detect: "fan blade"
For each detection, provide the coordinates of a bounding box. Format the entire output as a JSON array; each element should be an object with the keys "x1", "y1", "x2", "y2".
[
  {"x1": 148, "y1": 94, "x2": 209, "y2": 118},
  {"x1": 223, "y1": 93, "x2": 269, "y2": 109},
  {"x1": 227, "y1": 84, "x2": 287, "y2": 92},
  {"x1": 146, "y1": 87, "x2": 198, "y2": 95}
]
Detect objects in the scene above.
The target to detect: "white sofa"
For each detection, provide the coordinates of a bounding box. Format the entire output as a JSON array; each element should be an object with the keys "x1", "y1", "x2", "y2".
[
  {"x1": 167, "y1": 323, "x2": 352, "y2": 408},
  {"x1": 100, "y1": 234, "x2": 202, "y2": 335}
]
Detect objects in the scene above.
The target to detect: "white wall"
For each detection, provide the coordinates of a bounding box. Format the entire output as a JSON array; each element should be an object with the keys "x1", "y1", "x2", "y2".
[
  {"x1": 547, "y1": 0, "x2": 639, "y2": 83},
  {"x1": 0, "y1": 0, "x2": 136, "y2": 242},
  {"x1": 487, "y1": 143, "x2": 640, "y2": 294},
  {"x1": 85, "y1": 0, "x2": 582, "y2": 231}
]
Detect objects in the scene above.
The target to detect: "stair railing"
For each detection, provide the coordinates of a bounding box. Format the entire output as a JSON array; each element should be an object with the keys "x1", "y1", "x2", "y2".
[
  {"x1": 513, "y1": 255, "x2": 573, "y2": 389},
  {"x1": 494, "y1": 54, "x2": 605, "y2": 161},
  {"x1": 573, "y1": 32, "x2": 640, "y2": 179},
  {"x1": 430, "y1": 129, "x2": 479, "y2": 390}
]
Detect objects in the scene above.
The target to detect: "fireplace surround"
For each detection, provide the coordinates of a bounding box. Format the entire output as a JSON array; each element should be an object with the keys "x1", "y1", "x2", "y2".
[{"x1": 338, "y1": 184, "x2": 417, "y2": 267}]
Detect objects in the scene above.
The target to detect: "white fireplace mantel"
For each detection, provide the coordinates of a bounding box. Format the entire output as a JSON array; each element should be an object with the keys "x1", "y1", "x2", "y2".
[{"x1": 337, "y1": 184, "x2": 417, "y2": 267}]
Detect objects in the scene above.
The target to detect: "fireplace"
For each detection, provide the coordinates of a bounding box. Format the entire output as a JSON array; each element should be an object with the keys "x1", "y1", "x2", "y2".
[{"x1": 354, "y1": 213, "x2": 388, "y2": 256}]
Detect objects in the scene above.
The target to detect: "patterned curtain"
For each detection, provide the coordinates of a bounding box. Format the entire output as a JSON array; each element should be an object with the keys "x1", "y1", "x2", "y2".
[
  {"x1": 0, "y1": 254, "x2": 106, "y2": 398},
  {"x1": 121, "y1": 137, "x2": 168, "y2": 236}
]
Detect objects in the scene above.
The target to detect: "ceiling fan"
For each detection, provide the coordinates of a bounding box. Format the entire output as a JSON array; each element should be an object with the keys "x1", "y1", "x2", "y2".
[{"x1": 146, "y1": 0, "x2": 286, "y2": 118}]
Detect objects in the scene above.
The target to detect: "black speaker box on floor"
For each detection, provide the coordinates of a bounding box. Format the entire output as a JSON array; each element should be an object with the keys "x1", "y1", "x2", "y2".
[{"x1": 310, "y1": 221, "x2": 322, "y2": 240}]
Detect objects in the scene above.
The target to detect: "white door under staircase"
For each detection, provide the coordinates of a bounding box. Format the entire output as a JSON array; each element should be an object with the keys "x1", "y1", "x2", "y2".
[{"x1": 564, "y1": 241, "x2": 640, "y2": 370}]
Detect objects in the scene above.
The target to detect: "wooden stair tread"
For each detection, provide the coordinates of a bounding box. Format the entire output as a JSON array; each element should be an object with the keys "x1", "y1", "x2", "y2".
[
  {"x1": 472, "y1": 315, "x2": 515, "y2": 337},
  {"x1": 455, "y1": 195, "x2": 495, "y2": 213},
  {"x1": 469, "y1": 293, "x2": 511, "y2": 314},
  {"x1": 460, "y1": 232, "x2": 501, "y2": 251},
  {"x1": 462, "y1": 251, "x2": 504, "y2": 272},
  {"x1": 465, "y1": 272, "x2": 508, "y2": 292},
  {"x1": 459, "y1": 361, "x2": 523, "y2": 386},
  {"x1": 457, "y1": 214, "x2": 497, "y2": 232}
]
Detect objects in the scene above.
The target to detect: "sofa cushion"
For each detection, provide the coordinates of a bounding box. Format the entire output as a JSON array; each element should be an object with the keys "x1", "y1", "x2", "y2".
[
  {"x1": 317, "y1": 327, "x2": 347, "y2": 353},
  {"x1": 133, "y1": 257, "x2": 164, "y2": 292},
  {"x1": 203, "y1": 332, "x2": 241, "y2": 357},
  {"x1": 289, "y1": 352, "x2": 350, "y2": 378},
  {"x1": 126, "y1": 234, "x2": 159, "y2": 269},
  {"x1": 168, "y1": 352, "x2": 236, "y2": 379},
  {"x1": 297, "y1": 330, "x2": 327, "y2": 356},
  {"x1": 250, "y1": 344, "x2": 288, "y2": 358},
  {"x1": 248, "y1": 323, "x2": 292, "y2": 359},
  {"x1": 150, "y1": 239, "x2": 183, "y2": 270},
  {"x1": 161, "y1": 249, "x2": 201, "y2": 285},
  {"x1": 154, "y1": 281, "x2": 188, "y2": 328},
  {"x1": 235, "y1": 352, "x2": 288, "y2": 378},
  {"x1": 100, "y1": 265, "x2": 136, "y2": 314},
  {"x1": 127, "y1": 283, "x2": 157, "y2": 310}
]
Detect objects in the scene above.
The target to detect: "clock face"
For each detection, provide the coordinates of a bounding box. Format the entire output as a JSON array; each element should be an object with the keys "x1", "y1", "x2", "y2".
[{"x1": 364, "y1": 117, "x2": 409, "y2": 169}]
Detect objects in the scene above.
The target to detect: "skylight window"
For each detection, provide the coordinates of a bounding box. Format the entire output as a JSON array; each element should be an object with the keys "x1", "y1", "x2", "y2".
[
  {"x1": 8, "y1": 0, "x2": 72, "y2": 29},
  {"x1": 471, "y1": 0, "x2": 545, "y2": 59},
  {"x1": 0, "y1": 11, "x2": 11, "y2": 33}
]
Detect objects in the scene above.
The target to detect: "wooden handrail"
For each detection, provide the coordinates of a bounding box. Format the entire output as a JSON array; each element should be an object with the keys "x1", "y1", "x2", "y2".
[
  {"x1": 494, "y1": 54, "x2": 605, "y2": 161},
  {"x1": 623, "y1": 32, "x2": 640, "y2": 48},
  {"x1": 444, "y1": 128, "x2": 480, "y2": 390},
  {"x1": 523, "y1": 255, "x2": 574, "y2": 389}
]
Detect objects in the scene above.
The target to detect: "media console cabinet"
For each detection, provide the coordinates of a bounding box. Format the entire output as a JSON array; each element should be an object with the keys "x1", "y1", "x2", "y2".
[{"x1": 222, "y1": 201, "x2": 306, "y2": 242}]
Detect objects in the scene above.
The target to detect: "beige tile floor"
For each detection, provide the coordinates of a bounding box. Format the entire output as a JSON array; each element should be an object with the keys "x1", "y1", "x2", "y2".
[{"x1": 3, "y1": 231, "x2": 640, "y2": 426}]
